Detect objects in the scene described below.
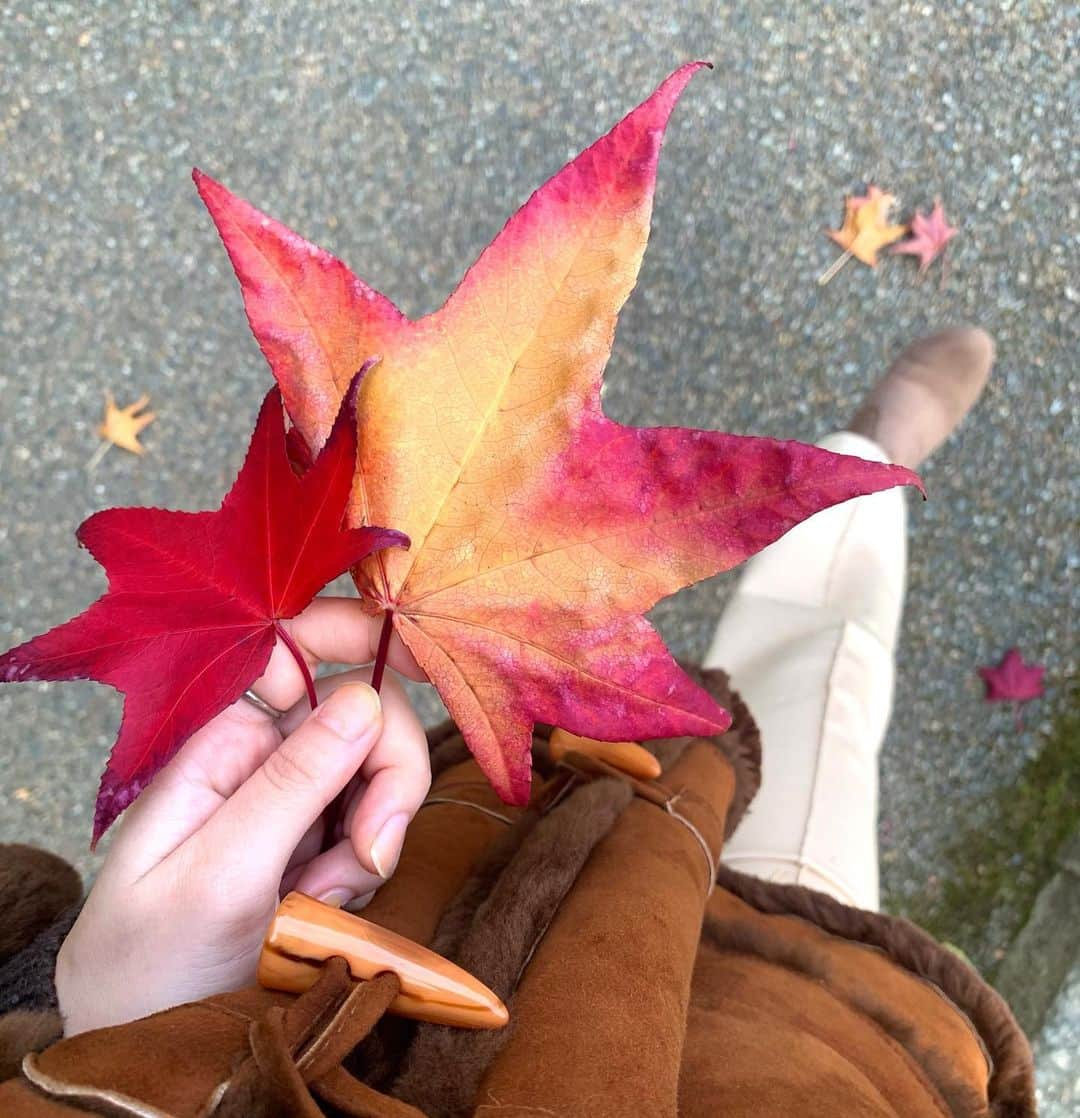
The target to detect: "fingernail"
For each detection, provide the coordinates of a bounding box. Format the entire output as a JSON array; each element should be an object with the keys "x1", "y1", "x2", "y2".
[
  {"x1": 317, "y1": 888, "x2": 352, "y2": 908},
  {"x1": 370, "y1": 813, "x2": 409, "y2": 879},
  {"x1": 317, "y1": 683, "x2": 381, "y2": 740}
]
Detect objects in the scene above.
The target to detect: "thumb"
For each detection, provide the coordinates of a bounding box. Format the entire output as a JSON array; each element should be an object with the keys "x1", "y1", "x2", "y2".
[{"x1": 196, "y1": 683, "x2": 383, "y2": 878}]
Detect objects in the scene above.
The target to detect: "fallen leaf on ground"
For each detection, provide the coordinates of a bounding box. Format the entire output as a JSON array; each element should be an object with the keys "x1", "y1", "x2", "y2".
[
  {"x1": 820, "y1": 185, "x2": 907, "y2": 283},
  {"x1": 99, "y1": 392, "x2": 156, "y2": 454},
  {"x1": 979, "y1": 648, "x2": 1045, "y2": 704},
  {"x1": 891, "y1": 199, "x2": 958, "y2": 274},
  {"x1": 1, "y1": 371, "x2": 407, "y2": 842},
  {"x1": 979, "y1": 647, "x2": 1045, "y2": 731},
  {"x1": 197, "y1": 64, "x2": 924, "y2": 804}
]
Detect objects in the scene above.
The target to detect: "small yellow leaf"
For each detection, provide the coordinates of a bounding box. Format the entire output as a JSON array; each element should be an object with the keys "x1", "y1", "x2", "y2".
[
  {"x1": 826, "y1": 185, "x2": 908, "y2": 267},
  {"x1": 99, "y1": 392, "x2": 156, "y2": 454}
]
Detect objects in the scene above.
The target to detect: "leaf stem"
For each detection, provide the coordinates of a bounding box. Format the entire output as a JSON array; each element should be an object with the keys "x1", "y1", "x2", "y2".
[
  {"x1": 370, "y1": 610, "x2": 394, "y2": 695},
  {"x1": 86, "y1": 440, "x2": 112, "y2": 473},
  {"x1": 317, "y1": 609, "x2": 393, "y2": 858},
  {"x1": 275, "y1": 622, "x2": 318, "y2": 710},
  {"x1": 817, "y1": 247, "x2": 853, "y2": 286}
]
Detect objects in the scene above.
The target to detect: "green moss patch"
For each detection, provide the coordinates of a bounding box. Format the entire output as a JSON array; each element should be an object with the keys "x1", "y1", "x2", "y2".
[{"x1": 896, "y1": 684, "x2": 1080, "y2": 976}]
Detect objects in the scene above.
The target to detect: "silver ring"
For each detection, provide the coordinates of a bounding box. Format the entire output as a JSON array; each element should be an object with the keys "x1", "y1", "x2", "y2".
[{"x1": 241, "y1": 688, "x2": 285, "y2": 719}]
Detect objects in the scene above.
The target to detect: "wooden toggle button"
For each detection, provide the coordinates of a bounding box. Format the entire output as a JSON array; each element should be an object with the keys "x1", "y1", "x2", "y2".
[
  {"x1": 549, "y1": 728, "x2": 662, "y2": 781},
  {"x1": 258, "y1": 892, "x2": 509, "y2": 1030}
]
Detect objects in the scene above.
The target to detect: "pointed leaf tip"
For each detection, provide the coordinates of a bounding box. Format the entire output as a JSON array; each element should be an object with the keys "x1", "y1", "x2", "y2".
[
  {"x1": 653, "y1": 60, "x2": 711, "y2": 108},
  {"x1": 193, "y1": 170, "x2": 406, "y2": 454},
  {"x1": 904, "y1": 465, "x2": 927, "y2": 500},
  {"x1": 191, "y1": 166, "x2": 216, "y2": 199}
]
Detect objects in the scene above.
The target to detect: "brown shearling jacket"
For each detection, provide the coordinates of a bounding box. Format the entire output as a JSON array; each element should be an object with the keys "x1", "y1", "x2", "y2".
[{"x1": 0, "y1": 670, "x2": 1036, "y2": 1116}]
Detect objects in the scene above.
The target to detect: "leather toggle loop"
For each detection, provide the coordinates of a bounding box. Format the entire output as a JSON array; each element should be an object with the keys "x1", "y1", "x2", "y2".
[{"x1": 296, "y1": 971, "x2": 401, "y2": 1081}]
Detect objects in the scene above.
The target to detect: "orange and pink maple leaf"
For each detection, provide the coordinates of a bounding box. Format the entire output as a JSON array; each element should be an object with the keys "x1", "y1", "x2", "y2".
[{"x1": 197, "y1": 64, "x2": 924, "y2": 805}]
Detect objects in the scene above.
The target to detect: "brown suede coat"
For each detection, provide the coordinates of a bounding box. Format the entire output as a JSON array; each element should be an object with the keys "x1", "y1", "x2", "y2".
[{"x1": 0, "y1": 670, "x2": 1036, "y2": 1116}]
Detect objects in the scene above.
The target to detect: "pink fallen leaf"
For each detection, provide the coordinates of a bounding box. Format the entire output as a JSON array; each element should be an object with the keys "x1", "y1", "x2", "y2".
[
  {"x1": 891, "y1": 199, "x2": 958, "y2": 275},
  {"x1": 978, "y1": 647, "x2": 1045, "y2": 730}
]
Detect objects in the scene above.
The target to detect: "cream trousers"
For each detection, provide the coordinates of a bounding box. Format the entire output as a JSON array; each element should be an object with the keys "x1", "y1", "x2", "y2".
[{"x1": 704, "y1": 431, "x2": 907, "y2": 912}]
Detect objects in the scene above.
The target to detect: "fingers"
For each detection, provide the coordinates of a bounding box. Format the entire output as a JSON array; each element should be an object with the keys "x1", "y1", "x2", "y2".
[
  {"x1": 282, "y1": 817, "x2": 326, "y2": 880},
  {"x1": 281, "y1": 667, "x2": 431, "y2": 885},
  {"x1": 289, "y1": 839, "x2": 384, "y2": 906},
  {"x1": 191, "y1": 683, "x2": 385, "y2": 887},
  {"x1": 250, "y1": 598, "x2": 427, "y2": 713},
  {"x1": 110, "y1": 597, "x2": 427, "y2": 876},
  {"x1": 107, "y1": 703, "x2": 284, "y2": 877},
  {"x1": 350, "y1": 744, "x2": 429, "y2": 879},
  {"x1": 344, "y1": 672, "x2": 431, "y2": 878}
]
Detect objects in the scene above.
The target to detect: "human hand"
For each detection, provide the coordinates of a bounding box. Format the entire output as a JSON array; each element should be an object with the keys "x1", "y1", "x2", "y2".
[{"x1": 55, "y1": 597, "x2": 430, "y2": 1036}]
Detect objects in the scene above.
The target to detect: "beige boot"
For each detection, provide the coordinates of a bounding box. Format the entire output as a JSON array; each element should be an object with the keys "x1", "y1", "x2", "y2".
[{"x1": 848, "y1": 327, "x2": 994, "y2": 469}]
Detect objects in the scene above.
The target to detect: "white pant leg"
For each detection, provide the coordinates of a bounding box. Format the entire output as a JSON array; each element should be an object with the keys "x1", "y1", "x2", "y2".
[{"x1": 703, "y1": 431, "x2": 907, "y2": 911}]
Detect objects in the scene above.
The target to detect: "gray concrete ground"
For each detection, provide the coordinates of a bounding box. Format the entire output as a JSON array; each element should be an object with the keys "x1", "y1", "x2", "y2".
[
  {"x1": 1037, "y1": 958, "x2": 1080, "y2": 1116},
  {"x1": 1, "y1": 0, "x2": 1076, "y2": 1098}
]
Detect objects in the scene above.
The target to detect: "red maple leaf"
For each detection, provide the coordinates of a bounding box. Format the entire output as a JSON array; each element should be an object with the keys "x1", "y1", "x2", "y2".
[
  {"x1": 978, "y1": 647, "x2": 1045, "y2": 731},
  {"x1": 891, "y1": 199, "x2": 958, "y2": 274},
  {"x1": 193, "y1": 65, "x2": 926, "y2": 805},
  {"x1": 0, "y1": 371, "x2": 407, "y2": 842},
  {"x1": 979, "y1": 647, "x2": 1046, "y2": 703}
]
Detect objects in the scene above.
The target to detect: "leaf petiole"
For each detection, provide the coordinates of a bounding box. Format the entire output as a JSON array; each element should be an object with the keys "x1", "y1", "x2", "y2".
[
  {"x1": 86, "y1": 440, "x2": 112, "y2": 472},
  {"x1": 274, "y1": 621, "x2": 318, "y2": 710},
  {"x1": 370, "y1": 610, "x2": 394, "y2": 695},
  {"x1": 817, "y1": 247, "x2": 853, "y2": 285}
]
